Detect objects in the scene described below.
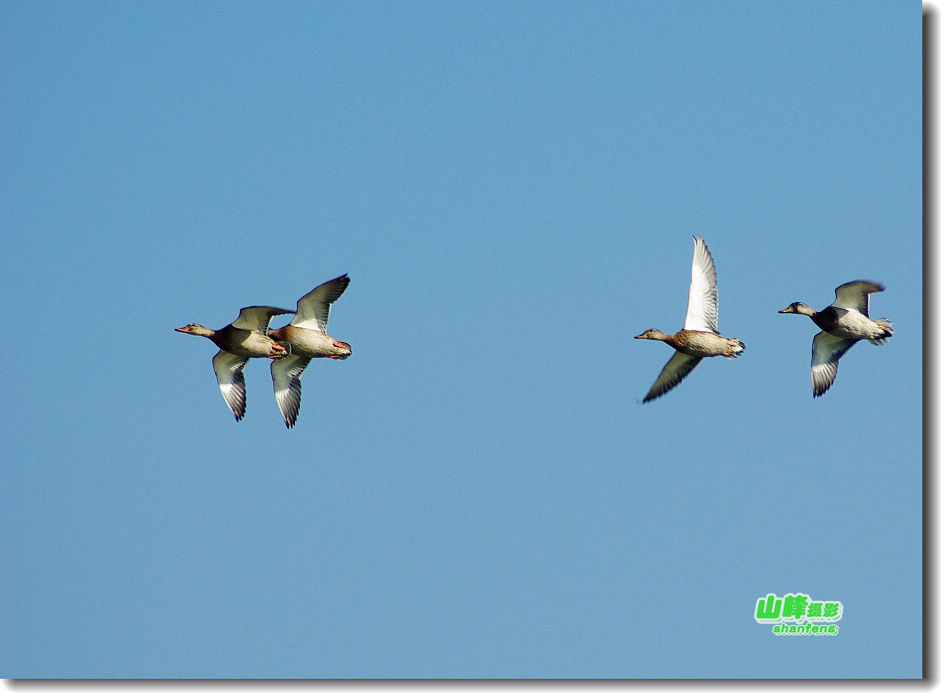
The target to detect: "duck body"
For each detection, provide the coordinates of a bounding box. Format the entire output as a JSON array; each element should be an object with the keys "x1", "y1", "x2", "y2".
[
  {"x1": 782, "y1": 301, "x2": 892, "y2": 343},
  {"x1": 635, "y1": 237, "x2": 744, "y2": 402},
  {"x1": 268, "y1": 274, "x2": 351, "y2": 428},
  {"x1": 268, "y1": 324, "x2": 352, "y2": 359},
  {"x1": 635, "y1": 328, "x2": 745, "y2": 359},
  {"x1": 176, "y1": 306, "x2": 293, "y2": 421},
  {"x1": 779, "y1": 280, "x2": 893, "y2": 397},
  {"x1": 178, "y1": 323, "x2": 287, "y2": 358}
]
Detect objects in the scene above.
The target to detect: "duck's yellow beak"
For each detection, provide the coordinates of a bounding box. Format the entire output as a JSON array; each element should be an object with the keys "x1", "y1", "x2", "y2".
[{"x1": 778, "y1": 306, "x2": 794, "y2": 314}]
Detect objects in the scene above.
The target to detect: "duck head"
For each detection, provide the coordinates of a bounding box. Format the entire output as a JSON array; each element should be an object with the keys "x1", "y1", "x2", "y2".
[
  {"x1": 635, "y1": 328, "x2": 669, "y2": 341},
  {"x1": 778, "y1": 302, "x2": 815, "y2": 316},
  {"x1": 175, "y1": 323, "x2": 215, "y2": 338}
]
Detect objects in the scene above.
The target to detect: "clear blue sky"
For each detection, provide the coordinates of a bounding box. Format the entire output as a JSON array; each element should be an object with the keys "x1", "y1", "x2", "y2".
[{"x1": 1, "y1": 1, "x2": 921, "y2": 679}]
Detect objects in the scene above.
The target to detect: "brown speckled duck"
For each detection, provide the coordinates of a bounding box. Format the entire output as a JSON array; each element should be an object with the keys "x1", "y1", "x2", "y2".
[
  {"x1": 175, "y1": 306, "x2": 293, "y2": 421},
  {"x1": 268, "y1": 274, "x2": 352, "y2": 428},
  {"x1": 635, "y1": 236, "x2": 745, "y2": 402},
  {"x1": 779, "y1": 280, "x2": 893, "y2": 397}
]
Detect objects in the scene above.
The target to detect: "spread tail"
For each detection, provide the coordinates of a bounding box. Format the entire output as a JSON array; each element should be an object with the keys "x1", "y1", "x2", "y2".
[{"x1": 870, "y1": 318, "x2": 893, "y2": 345}]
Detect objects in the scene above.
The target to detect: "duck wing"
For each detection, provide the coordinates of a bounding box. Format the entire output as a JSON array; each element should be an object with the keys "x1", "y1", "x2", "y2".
[
  {"x1": 643, "y1": 351, "x2": 703, "y2": 402},
  {"x1": 683, "y1": 236, "x2": 719, "y2": 333},
  {"x1": 831, "y1": 281, "x2": 884, "y2": 317},
  {"x1": 271, "y1": 354, "x2": 312, "y2": 428},
  {"x1": 290, "y1": 274, "x2": 350, "y2": 332},
  {"x1": 212, "y1": 350, "x2": 250, "y2": 421},
  {"x1": 810, "y1": 331, "x2": 858, "y2": 397},
  {"x1": 232, "y1": 306, "x2": 293, "y2": 333}
]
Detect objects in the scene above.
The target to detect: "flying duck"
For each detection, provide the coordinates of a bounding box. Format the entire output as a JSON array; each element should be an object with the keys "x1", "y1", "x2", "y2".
[
  {"x1": 268, "y1": 274, "x2": 352, "y2": 428},
  {"x1": 635, "y1": 236, "x2": 745, "y2": 402},
  {"x1": 175, "y1": 306, "x2": 292, "y2": 421},
  {"x1": 779, "y1": 280, "x2": 893, "y2": 397}
]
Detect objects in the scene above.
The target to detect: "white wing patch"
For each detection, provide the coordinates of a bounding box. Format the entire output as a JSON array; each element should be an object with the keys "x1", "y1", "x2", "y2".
[
  {"x1": 212, "y1": 350, "x2": 250, "y2": 421},
  {"x1": 683, "y1": 236, "x2": 719, "y2": 332},
  {"x1": 831, "y1": 281, "x2": 883, "y2": 316},
  {"x1": 810, "y1": 331, "x2": 858, "y2": 397},
  {"x1": 291, "y1": 274, "x2": 350, "y2": 333},
  {"x1": 271, "y1": 355, "x2": 312, "y2": 428},
  {"x1": 643, "y1": 351, "x2": 703, "y2": 402},
  {"x1": 232, "y1": 306, "x2": 293, "y2": 333}
]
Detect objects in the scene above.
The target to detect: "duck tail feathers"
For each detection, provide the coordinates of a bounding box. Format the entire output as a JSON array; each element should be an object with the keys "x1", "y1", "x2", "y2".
[{"x1": 870, "y1": 318, "x2": 893, "y2": 344}]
